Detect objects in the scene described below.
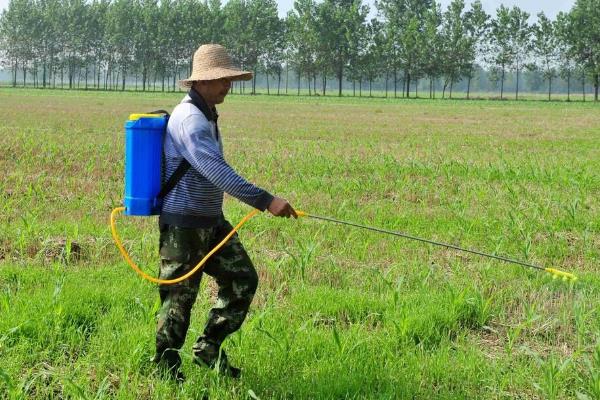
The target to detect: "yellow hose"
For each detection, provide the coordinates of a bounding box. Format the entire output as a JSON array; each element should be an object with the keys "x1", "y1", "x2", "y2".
[{"x1": 110, "y1": 207, "x2": 260, "y2": 285}]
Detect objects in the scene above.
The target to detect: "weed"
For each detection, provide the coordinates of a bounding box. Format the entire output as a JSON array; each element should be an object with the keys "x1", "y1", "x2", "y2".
[
  {"x1": 577, "y1": 344, "x2": 600, "y2": 400},
  {"x1": 285, "y1": 239, "x2": 319, "y2": 282},
  {"x1": 529, "y1": 351, "x2": 571, "y2": 400}
]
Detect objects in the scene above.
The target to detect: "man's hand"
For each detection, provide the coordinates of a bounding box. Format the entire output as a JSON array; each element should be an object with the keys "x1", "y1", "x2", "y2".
[{"x1": 267, "y1": 196, "x2": 297, "y2": 218}]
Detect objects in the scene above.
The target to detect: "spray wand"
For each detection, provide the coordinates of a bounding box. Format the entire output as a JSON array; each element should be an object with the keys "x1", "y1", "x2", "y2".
[
  {"x1": 110, "y1": 208, "x2": 577, "y2": 284},
  {"x1": 296, "y1": 211, "x2": 576, "y2": 282}
]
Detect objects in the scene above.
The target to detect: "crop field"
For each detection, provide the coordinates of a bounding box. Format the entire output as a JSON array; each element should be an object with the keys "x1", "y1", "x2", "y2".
[{"x1": 1, "y1": 88, "x2": 599, "y2": 399}]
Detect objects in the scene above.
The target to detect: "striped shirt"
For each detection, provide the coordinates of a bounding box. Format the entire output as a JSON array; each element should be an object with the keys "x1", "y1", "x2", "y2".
[{"x1": 159, "y1": 89, "x2": 273, "y2": 228}]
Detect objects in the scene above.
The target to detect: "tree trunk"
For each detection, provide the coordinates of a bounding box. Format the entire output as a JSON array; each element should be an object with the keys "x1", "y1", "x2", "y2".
[
  {"x1": 277, "y1": 71, "x2": 281, "y2": 95},
  {"x1": 548, "y1": 76, "x2": 551, "y2": 101},
  {"x1": 297, "y1": 72, "x2": 301, "y2": 96},
  {"x1": 68, "y1": 60, "x2": 73, "y2": 89},
  {"x1": 582, "y1": 75, "x2": 585, "y2": 102},
  {"x1": 450, "y1": 79, "x2": 453, "y2": 99},
  {"x1": 515, "y1": 64, "x2": 520, "y2": 100},
  {"x1": 13, "y1": 59, "x2": 17, "y2": 87},
  {"x1": 171, "y1": 62, "x2": 176, "y2": 92},
  {"x1": 594, "y1": 73, "x2": 599, "y2": 101},
  {"x1": 352, "y1": 80, "x2": 355, "y2": 97},
  {"x1": 52, "y1": 60, "x2": 56, "y2": 89},
  {"x1": 338, "y1": 64, "x2": 343, "y2": 97},
  {"x1": 266, "y1": 72, "x2": 270, "y2": 95},
  {"x1": 393, "y1": 69, "x2": 397, "y2": 98},
  {"x1": 467, "y1": 75, "x2": 472, "y2": 99},
  {"x1": 566, "y1": 72, "x2": 570, "y2": 102},
  {"x1": 285, "y1": 64, "x2": 289, "y2": 95},
  {"x1": 359, "y1": 77, "x2": 362, "y2": 97},
  {"x1": 322, "y1": 74, "x2": 326, "y2": 96},
  {"x1": 500, "y1": 65, "x2": 505, "y2": 99},
  {"x1": 385, "y1": 71, "x2": 388, "y2": 98},
  {"x1": 429, "y1": 78, "x2": 432, "y2": 99},
  {"x1": 404, "y1": 71, "x2": 410, "y2": 98},
  {"x1": 103, "y1": 64, "x2": 108, "y2": 90},
  {"x1": 43, "y1": 60, "x2": 47, "y2": 88}
]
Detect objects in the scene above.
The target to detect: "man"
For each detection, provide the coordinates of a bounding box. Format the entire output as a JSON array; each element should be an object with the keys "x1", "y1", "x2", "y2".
[{"x1": 153, "y1": 44, "x2": 297, "y2": 381}]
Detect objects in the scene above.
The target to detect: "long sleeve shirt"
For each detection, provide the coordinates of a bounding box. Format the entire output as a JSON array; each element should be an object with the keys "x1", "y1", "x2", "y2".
[{"x1": 159, "y1": 89, "x2": 273, "y2": 228}]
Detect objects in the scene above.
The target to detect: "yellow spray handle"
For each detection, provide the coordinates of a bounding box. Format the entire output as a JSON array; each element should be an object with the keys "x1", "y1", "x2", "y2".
[{"x1": 544, "y1": 268, "x2": 578, "y2": 282}]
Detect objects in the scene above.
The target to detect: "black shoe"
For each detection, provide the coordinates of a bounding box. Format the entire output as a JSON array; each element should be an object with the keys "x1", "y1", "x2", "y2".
[
  {"x1": 194, "y1": 355, "x2": 241, "y2": 379},
  {"x1": 167, "y1": 369, "x2": 186, "y2": 383},
  {"x1": 152, "y1": 353, "x2": 186, "y2": 383},
  {"x1": 192, "y1": 340, "x2": 241, "y2": 379},
  {"x1": 226, "y1": 365, "x2": 241, "y2": 379}
]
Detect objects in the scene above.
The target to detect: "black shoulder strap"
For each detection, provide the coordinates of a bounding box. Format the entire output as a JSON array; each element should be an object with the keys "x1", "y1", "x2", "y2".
[
  {"x1": 148, "y1": 108, "x2": 191, "y2": 200},
  {"x1": 148, "y1": 109, "x2": 170, "y2": 116},
  {"x1": 157, "y1": 159, "x2": 190, "y2": 199}
]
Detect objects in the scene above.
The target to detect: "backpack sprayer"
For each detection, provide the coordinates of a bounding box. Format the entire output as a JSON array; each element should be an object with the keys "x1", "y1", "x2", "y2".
[{"x1": 110, "y1": 114, "x2": 577, "y2": 285}]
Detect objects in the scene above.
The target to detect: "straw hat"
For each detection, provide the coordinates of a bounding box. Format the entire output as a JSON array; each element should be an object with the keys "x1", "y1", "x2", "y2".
[{"x1": 179, "y1": 44, "x2": 252, "y2": 88}]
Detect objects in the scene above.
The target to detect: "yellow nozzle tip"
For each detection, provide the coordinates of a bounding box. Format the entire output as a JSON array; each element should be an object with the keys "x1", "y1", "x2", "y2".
[
  {"x1": 545, "y1": 267, "x2": 577, "y2": 282},
  {"x1": 296, "y1": 210, "x2": 307, "y2": 217}
]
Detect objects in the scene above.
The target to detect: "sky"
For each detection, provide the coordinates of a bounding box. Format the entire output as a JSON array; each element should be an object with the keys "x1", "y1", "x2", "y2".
[{"x1": 0, "y1": 0, "x2": 575, "y2": 20}]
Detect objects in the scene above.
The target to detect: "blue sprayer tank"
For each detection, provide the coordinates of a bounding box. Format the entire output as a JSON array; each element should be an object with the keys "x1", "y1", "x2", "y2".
[{"x1": 123, "y1": 113, "x2": 168, "y2": 216}]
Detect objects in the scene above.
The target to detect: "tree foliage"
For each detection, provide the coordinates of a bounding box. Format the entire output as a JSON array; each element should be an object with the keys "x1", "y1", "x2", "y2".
[{"x1": 0, "y1": 0, "x2": 598, "y2": 100}]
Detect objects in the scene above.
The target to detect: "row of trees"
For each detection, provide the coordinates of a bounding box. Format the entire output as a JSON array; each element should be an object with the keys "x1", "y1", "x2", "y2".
[{"x1": 0, "y1": 0, "x2": 599, "y2": 100}]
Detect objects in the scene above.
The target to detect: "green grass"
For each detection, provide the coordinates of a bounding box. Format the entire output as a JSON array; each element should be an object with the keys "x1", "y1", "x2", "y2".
[{"x1": 1, "y1": 88, "x2": 599, "y2": 399}]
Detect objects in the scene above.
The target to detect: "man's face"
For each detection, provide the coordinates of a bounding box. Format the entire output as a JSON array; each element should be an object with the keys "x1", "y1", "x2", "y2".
[{"x1": 196, "y1": 78, "x2": 232, "y2": 106}]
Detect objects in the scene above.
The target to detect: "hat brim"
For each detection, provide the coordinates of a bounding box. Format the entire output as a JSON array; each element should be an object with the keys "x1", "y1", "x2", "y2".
[{"x1": 179, "y1": 68, "x2": 253, "y2": 88}]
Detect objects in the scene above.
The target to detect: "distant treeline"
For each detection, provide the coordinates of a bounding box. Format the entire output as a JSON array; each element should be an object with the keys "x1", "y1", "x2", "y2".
[{"x1": 0, "y1": 0, "x2": 599, "y2": 101}]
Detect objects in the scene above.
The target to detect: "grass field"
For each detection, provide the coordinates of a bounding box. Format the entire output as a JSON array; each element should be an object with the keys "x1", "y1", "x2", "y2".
[{"x1": 1, "y1": 88, "x2": 599, "y2": 399}]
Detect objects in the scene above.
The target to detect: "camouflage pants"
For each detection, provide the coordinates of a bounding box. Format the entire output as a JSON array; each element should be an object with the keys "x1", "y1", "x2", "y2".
[{"x1": 155, "y1": 222, "x2": 258, "y2": 369}]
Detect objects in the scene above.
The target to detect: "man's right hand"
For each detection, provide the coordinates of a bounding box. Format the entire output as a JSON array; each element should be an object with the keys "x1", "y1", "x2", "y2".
[{"x1": 267, "y1": 196, "x2": 297, "y2": 218}]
